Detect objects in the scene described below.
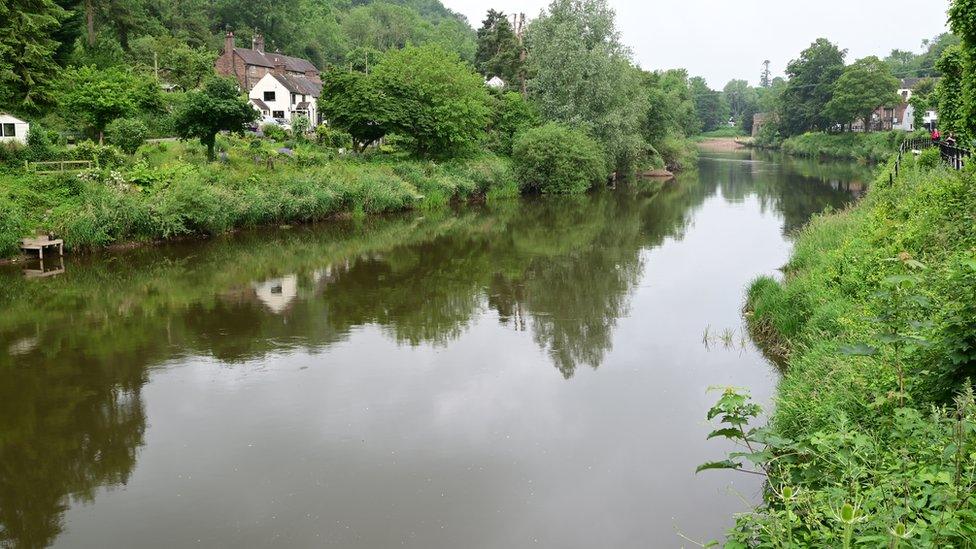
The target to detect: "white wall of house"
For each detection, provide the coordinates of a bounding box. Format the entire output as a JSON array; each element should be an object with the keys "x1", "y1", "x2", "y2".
[
  {"x1": 895, "y1": 104, "x2": 915, "y2": 132},
  {"x1": 0, "y1": 114, "x2": 29, "y2": 145},
  {"x1": 248, "y1": 74, "x2": 318, "y2": 129}
]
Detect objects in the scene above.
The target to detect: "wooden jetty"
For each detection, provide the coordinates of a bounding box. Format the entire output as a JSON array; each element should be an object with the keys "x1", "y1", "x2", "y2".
[{"x1": 20, "y1": 236, "x2": 64, "y2": 259}]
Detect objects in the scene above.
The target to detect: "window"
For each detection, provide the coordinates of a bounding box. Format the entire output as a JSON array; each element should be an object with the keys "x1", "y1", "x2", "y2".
[
  {"x1": 292, "y1": 93, "x2": 297, "y2": 105},
  {"x1": 264, "y1": 91, "x2": 276, "y2": 102},
  {"x1": 272, "y1": 110, "x2": 285, "y2": 119},
  {"x1": 1, "y1": 124, "x2": 14, "y2": 137}
]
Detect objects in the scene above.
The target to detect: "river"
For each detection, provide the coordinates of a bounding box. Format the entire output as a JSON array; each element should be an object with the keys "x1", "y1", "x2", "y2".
[{"x1": 0, "y1": 150, "x2": 871, "y2": 548}]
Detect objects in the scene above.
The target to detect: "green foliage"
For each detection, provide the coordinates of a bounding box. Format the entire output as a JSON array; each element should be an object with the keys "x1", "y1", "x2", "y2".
[
  {"x1": 779, "y1": 38, "x2": 847, "y2": 135},
  {"x1": 0, "y1": 0, "x2": 65, "y2": 111},
  {"x1": 706, "y1": 388, "x2": 976, "y2": 547},
  {"x1": 486, "y1": 91, "x2": 538, "y2": 155},
  {"x1": 826, "y1": 56, "x2": 900, "y2": 130},
  {"x1": 734, "y1": 153, "x2": 976, "y2": 546},
  {"x1": 642, "y1": 69, "x2": 700, "y2": 140},
  {"x1": 512, "y1": 123, "x2": 607, "y2": 194},
  {"x1": 71, "y1": 141, "x2": 127, "y2": 168},
  {"x1": 0, "y1": 196, "x2": 29, "y2": 257},
  {"x1": 291, "y1": 114, "x2": 310, "y2": 139},
  {"x1": 105, "y1": 118, "x2": 149, "y2": 154},
  {"x1": 949, "y1": 0, "x2": 976, "y2": 138},
  {"x1": 475, "y1": 9, "x2": 523, "y2": 85},
  {"x1": 780, "y1": 131, "x2": 906, "y2": 162},
  {"x1": 937, "y1": 44, "x2": 967, "y2": 136},
  {"x1": 128, "y1": 35, "x2": 216, "y2": 91},
  {"x1": 318, "y1": 70, "x2": 392, "y2": 153},
  {"x1": 58, "y1": 65, "x2": 160, "y2": 141},
  {"x1": 917, "y1": 147, "x2": 941, "y2": 169},
  {"x1": 372, "y1": 44, "x2": 491, "y2": 158},
  {"x1": 525, "y1": 0, "x2": 647, "y2": 170},
  {"x1": 174, "y1": 77, "x2": 256, "y2": 160},
  {"x1": 690, "y1": 76, "x2": 730, "y2": 133},
  {"x1": 261, "y1": 123, "x2": 287, "y2": 142}
]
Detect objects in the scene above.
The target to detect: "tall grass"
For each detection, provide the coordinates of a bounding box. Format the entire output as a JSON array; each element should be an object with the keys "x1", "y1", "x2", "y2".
[{"x1": 0, "y1": 138, "x2": 516, "y2": 257}]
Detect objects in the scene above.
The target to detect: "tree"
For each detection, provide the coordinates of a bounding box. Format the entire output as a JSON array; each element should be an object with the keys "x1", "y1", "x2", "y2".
[
  {"x1": 779, "y1": 38, "x2": 847, "y2": 135},
  {"x1": 825, "y1": 56, "x2": 899, "y2": 132},
  {"x1": 641, "y1": 69, "x2": 698, "y2": 140},
  {"x1": 936, "y1": 44, "x2": 966, "y2": 135},
  {"x1": 105, "y1": 117, "x2": 149, "y2": 154},
  {"x1": 59, "y1": 66, "x2": 152, "y2": 142},
  {"x1": 372, "y1": 44, "x2": 490, "y2": 157},
  {"x1": 0, "y1": 0, "x2": 66, "y2": 111},
  {"x1": 475, "y1": 9, "x2": 522, "y2": 84},
  {"x1": 723, "y1": 79, "x2": 758, "y2": 124},
  {"x1": 318, "y1": 71, "x2": 393, "y2": 153},
  {"x1": 760, "y1": 60, "x2": 771, "y2": 88},
  {"x1": 512, "y1": 123, "x2": 607, "y2": 194},
  {"x1": 909, "y1": 78, "x2": 937, "y2": 129},
  {"x1": 949, "y1": 0, "x2": 976, "y2": 137},
  {"x1": 691, "y1": 76, "x2": 729, "y2": 132},
  {"x1": 525, "y1": 0, "x2": 647, "y2": 170},
  {"x1": 129, "y1": 35, "x2": 216, "y2": 91},
  {"x1": 486, "y1": 90, "x2": 538, "y2": 155},
  {"x1": 174, "y1": 77, "x2": 256, "y2": 161}
]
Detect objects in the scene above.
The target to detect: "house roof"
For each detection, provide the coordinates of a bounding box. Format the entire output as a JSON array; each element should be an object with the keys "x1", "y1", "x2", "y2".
[
  {"x1": 899, "y1": 77, "x2": 923, "y2": 90},
  {"x1": 296, "y1": 101, "x2": 311, "y2": 110},
  {"x1": 0, "y1": 113, "x2": 27, "y2": 124},
  {"x1": 250, "y1": 98, "x2": 270, "y2": 111},
  {"x1": 271, "y1": 73, "x2": 322, "y2": 97},
  {"x1": 233, "y1": 48, "x2": 318, "y2": 74}
]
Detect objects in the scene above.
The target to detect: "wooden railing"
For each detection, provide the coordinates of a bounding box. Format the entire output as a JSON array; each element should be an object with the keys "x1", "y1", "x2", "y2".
[{"x1": 26, "y1": 160, "x2": 93, "y2": 174}]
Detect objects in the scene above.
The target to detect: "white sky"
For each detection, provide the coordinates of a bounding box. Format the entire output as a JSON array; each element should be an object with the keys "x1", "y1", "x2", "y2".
[{"x1": 443, "y1": 0, "x2": 952, "y2": 88}]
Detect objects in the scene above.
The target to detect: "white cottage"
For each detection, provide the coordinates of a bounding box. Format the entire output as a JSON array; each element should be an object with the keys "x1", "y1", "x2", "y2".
[
  {"x1": 0, "y1": 113, "x2": 29, "y2": 145},
  {"x1": 249, "y1": 71, "x2": 322, "y2": 128}
]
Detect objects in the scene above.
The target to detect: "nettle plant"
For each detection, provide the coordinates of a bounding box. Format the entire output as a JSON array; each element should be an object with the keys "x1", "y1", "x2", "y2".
[{"x1": 699, "y1": 386, "x2": 976, "y2": 548}]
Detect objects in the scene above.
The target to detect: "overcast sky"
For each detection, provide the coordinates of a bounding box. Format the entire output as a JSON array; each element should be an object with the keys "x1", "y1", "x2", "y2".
[{"x1": 442, "y1": 0, "x2": 952, "y2": 88}]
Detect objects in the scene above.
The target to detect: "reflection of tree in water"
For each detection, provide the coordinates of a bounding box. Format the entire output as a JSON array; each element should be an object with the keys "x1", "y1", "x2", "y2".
[
  {"x1": 0, "y1": 349, "x2": 146, "y2": 548},
  {"x1": 0, "y1": 155, "x2": 868, "y2": 545},
  {"x1": 697, "y1": 151, "x2": 865, "y2": 235}
]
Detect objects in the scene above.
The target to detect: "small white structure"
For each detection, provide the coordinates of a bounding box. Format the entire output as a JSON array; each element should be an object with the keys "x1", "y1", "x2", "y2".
[
  {"x1": 0, "y1": 113, "x2": 29, "y2": 145},
  {"x1": 249, "y1": 72, "x2": 321, "y2": 128},
  {"x1": 486, "y1": 76, "x2": 506, "y2": 89},
  {"x1": 252, "y1": 275, "x2": 299, "y2": 314}
]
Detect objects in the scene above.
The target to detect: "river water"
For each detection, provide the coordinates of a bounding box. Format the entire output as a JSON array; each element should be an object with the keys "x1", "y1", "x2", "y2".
[{"x1": 0, "y1": 151, "x2": 870, "y2": 548}]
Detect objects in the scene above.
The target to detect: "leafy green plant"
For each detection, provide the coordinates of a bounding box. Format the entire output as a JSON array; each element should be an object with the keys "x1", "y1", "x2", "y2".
[
  {"x1": 512, "y1": 123, "x2": 607, "y2": 194},
  {"x1": 105, "y1": 117, "x2": 149, "y2": 154}
]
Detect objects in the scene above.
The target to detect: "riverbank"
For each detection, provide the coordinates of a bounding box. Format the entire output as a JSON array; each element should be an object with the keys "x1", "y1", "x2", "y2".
[
  {"x1": 754, "y1": 130, "x2": 924, "y2": 163},
  {"x1": 728, "y1": 152, "x2": 976, "y2": 544},
  {"x1": 0, "y1": 138, "x2": 521, "y2": 259}
]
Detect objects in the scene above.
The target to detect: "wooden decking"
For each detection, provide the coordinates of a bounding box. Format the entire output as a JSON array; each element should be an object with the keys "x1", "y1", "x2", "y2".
[{"x1": 20, "y1": 237, "x2": 64, "y2": 259}]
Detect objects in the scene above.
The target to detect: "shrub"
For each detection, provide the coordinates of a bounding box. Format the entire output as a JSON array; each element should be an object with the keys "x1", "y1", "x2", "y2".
[
  {"x1": 512, "y1": 123, "x2": 607, "y2": 194},
  {"x1": 0, "y1": 196, "x2": 29, "y2": 256},
  {"x1": 261, "y1": 123, "x2": 287, "y2": 142},
  {"x1": 917, "y1": 147, "x2": 941, "y2": 169},
  {"x1": 72, "y1": 141, "x2": 127, "y2": 168},
  {"x1": 106, "y1": 118, "x2": 150, "y2": 154}
]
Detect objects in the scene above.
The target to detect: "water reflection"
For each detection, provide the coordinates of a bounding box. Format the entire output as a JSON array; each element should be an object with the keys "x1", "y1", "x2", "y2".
[{"x1": 0, "y1": 151, "x2": 869, "y2": 548}]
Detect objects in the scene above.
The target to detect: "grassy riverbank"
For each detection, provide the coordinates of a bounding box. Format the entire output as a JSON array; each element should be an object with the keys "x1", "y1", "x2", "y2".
[
  {"x1": 755, "y1": 131, "x2": 926, "y2": 163},
  {"x1": 729, "y1": 153, "x2": 976, "y2": 545},
  {"x1": 0, "y1": 137, "x2": 518, "y2": 259}
]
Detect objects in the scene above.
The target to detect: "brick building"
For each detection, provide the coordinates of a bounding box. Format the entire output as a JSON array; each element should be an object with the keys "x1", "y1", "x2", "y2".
[{"x1": 215, "y1": 32, "x2": 321, "y2": 92}]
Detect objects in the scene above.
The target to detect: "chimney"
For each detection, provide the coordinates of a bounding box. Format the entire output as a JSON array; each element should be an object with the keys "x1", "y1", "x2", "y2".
[
  {"x1": 273, "y1": 55, "x2": 286, "y2": 75},
  {"x1": 224, "y1": 31, "x2": 235, "y2": 55},
  {"x1": 252, "y1": 33, "x2": 265, "y2": 53}
]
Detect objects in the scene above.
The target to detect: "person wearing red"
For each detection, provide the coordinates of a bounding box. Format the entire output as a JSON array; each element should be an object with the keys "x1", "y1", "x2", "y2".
[{"x1": 932, "y1": 128, "x2": 941, "y2": 144}]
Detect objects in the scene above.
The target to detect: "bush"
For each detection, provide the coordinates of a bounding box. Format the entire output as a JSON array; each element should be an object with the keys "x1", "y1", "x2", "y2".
[
  {"x1": 512, "y1": 123, "x2": 607, "y2": 194},
  {"x1": 917, "y1": 147, "x2": 941, "y2": 169},
  {"x1": 72, "y1": 141, "x2": 127, "y2": 168},
  {"x1": 0, "y1": 196, "x2": 29, "y2": 256},
  {"x1": 105, "y1": 118, "x2": 150, "y2": 154},
  {"x1": 261, "y1": 123, "x2": 287, "y2": 142}
]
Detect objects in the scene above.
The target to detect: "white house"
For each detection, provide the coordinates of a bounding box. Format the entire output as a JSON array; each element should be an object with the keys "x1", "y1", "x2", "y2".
[
  {"x1": 486, "y1": 76, "x2": 505, "y2": 89},
  {"x1": 0, "y1": 113, "x2": 29, "y2": 145},
  {"x1": 249, "y1": 72, "x2": 322, "y2": 128}
]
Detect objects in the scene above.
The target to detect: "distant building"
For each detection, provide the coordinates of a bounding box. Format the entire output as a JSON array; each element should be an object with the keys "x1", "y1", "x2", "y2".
[
  {"x1": 486, "y1": 76, "x2": 506, "y2": 89},
  {"x1": 0, "y1": 113, "x2": 29, "y2": 145},
  {"x1": 876, "y1": 78, "x2": 938, "y2": 132},
  {"x1": 752, "y1": 112, "x2": 775, "y2": 137},
  {"x1": 216, "y1": 32, "x2": 321, "y2": 92},
  {"x1": 249, "y1": 72, "x2": 322, "y2": 126}
]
